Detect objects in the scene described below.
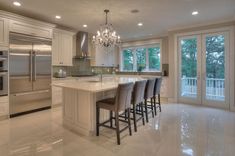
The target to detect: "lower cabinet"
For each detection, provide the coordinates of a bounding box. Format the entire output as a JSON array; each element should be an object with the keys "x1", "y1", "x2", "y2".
[
  {"x1": 160, "y1": 77, "x2": 169, "y2": 98},
  {"x1": 52, "y1": 86, "x2": 63, "y2": 106},
  {"x1": 0, "y1": 96, "x2": 9, "y2": 118}
]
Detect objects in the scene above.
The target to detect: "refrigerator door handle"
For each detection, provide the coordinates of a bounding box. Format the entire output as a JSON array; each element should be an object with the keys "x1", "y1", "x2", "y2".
[
  {"x1": 30, "y1": 50, "x2": 33, "y2": 82},
  {"x1": 33, "y1": 51, "x2": 37, "y2": 81},
  {"x1": 13, "y1": 90, "x2": 50, "y2": 96}
]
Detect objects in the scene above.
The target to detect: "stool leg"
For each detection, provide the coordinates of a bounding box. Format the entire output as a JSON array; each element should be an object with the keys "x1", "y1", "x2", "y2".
[
  {"x1": 133, "y1": 104, "x2": 137, "y2": 132},
  {"x1": 141, "y1": 102, "x2": 145, "y2": 125},
  {"x1": 96, "y1": 106, "x2": 100, "y2": 136},
  {"x1": 110, "y1": 111, "x2": 113, "y2": 128},
  {"x1": 127, "y1": 108, "x2": 132, "y2": 136},
  {"x1": 145, "y1": 99, "x2": 149, "y2": 123},
  {"x1": 154, "y1": 96, "x2": 157, "y2": 115},
  {"x1": 115, "y1": 112, "x2": 120, "y2": 145},
  {"x1": 158, "y1": 94, "x2": 162, "y2": 112},
  {"x1": 151, "y1": 98, "x2": 154, "y2": 118}
]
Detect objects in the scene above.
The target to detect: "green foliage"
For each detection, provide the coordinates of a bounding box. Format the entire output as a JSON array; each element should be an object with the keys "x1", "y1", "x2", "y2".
[
  {"x1": 181, "y1": 38, "x2": 197, "y2": 77},
  {"x1": 122, "y1": 46, "x2": 161, "y2": 72},
  {"x1": 148, "y1": 47, "x2": 160, "y2": 71},
  {"x1": 123, "y1": 49, "x2": 134, "y2": 71},
  {"x1": 206, "y1": 35, "x2": 224, "y2": 79},
  {"x1": 136, "y1": 48, "x2": 146, "y2": 71},
  {"x1": 181, "y1": 35, "x2": 225, "y2": 79}
]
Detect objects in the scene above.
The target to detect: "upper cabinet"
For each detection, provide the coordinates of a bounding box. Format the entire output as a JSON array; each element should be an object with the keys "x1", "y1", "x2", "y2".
[
  {"x1": 0, "y1": 17, "x2": 9, "y2": 47},
  {"x1": 9, "y1": 20, "x2": 52, "y2": 39},
  {"x1": 91, "y1": 45, "x2": 119, "y2": 67},
  {"x1": 52, "y1": 29, "x2": 75, "y2": 66}
]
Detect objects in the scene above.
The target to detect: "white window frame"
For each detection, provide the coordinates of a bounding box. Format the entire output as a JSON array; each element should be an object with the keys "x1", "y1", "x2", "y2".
[
  {"x1": 173, "y1": 26, "x2": 235, "y2": 111},
  {"x1": 120, "y1": 39, "x2": 162, "y2": 72}
]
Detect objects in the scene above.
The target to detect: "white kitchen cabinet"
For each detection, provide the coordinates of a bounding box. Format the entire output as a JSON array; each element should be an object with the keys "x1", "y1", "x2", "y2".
[
  {"x1": 0, "y1": 17, "x2": 9, "y2": 47},
  {"x1": 52, "y1": 29, "x2": 75, "y2": 66},
  {"x1": 0, "y1": 96, "x2": 9, "y2": 117},
  {"x1": 52, "y1": 86, "x2": 63, "y2": 106},
  {"x1": 9, "y1": 20, "x2": 52, "y2": 39},
  {"x1": 91, "y1": 45, "x2": 118, "y2": 67},
  {"x1": 160, "y1": 77, "x2": 168, "y2": 98}
]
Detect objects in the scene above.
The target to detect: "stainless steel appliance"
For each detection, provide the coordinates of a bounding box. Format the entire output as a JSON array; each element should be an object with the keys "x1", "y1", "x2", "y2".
[
  {"x1": 9, "y1": 33, "x2": 52, "y2": 117},
  {"x1": 0, "y1": 50, "x2": 8, "y2": 96}
]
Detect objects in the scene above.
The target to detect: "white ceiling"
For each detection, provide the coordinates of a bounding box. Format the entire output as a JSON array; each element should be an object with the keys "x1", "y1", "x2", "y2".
[{"x1": 0, "y1": 0, "x2": 234, "y2": 40}]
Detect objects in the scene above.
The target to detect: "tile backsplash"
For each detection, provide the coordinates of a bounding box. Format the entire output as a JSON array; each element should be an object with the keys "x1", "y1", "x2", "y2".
[{"x1": 53, "y1": 59, "x2": 118, "y2": 77}]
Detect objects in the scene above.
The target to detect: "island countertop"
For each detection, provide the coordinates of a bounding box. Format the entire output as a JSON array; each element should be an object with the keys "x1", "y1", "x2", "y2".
[{"x1": 53, "y1": 76, "x2": 146, "y2": 92}]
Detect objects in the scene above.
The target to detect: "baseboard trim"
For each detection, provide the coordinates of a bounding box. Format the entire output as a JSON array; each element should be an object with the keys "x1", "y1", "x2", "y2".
[
  {"x1": 0, "y1": 115, "x2": 9, "y2": 121},
  {"x1": 10, "y1": 106, "x2": 51, "y2": 118}
]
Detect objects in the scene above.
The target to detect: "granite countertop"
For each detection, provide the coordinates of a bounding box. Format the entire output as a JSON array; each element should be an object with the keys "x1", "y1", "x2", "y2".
[{"x1": 53, "y1": 77, "x2": 145, "y2": 93}]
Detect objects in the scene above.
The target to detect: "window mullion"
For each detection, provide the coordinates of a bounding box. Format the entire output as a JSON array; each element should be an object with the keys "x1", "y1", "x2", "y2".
[
  {"x1": 146, "y1": 48, "x2": 149, "y2": 71},
  {"x1": 133, "y1": 48, "x2": 137, "y2": 71}
]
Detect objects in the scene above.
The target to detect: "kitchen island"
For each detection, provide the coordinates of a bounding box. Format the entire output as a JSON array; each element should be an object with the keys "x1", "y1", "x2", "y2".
[{"x1": 53, "y1": 76, "x2": 144, "y2": 136}]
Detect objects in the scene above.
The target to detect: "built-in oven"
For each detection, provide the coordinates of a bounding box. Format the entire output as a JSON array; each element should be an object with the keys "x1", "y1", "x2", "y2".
[{"x1": 0, "y1": 50, "x2": 8, "y2": 96}]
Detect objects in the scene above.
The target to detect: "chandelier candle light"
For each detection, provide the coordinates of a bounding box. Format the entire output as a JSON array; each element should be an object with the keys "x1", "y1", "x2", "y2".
[{"x1": 92, "y1": 9, "x2": 121, "y2": 47}]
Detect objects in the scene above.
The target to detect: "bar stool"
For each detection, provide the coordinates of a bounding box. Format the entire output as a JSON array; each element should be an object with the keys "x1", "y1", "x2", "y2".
[
  {"x1": 131, "y1": 80, "x2": 147, "y2": 132},
  {"x1": 144, "y1": 78, "x2": 156, "y2": 123},
  {"x1": 153, "y1": 77, "x2": 162, "y2": 114},
  {"x1": 96, "y1": 82, "x2": 134, "y2": 145}
]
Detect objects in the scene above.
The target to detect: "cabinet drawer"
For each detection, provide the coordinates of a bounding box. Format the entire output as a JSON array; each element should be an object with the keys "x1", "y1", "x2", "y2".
[
  {"x1": 0, "y1": 96, "x2": 8, "y2": 103},
  {"x1": 10, "y1": 20, "x2": 52, "y2": 39},
  {"x1": 0, "y1": 96, "x2": 9, "y2": 116}
]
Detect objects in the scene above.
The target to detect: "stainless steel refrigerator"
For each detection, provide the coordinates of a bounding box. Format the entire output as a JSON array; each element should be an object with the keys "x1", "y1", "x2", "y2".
[{"x1": 9, "y1": 33, "x2": 52, "y2": 117}]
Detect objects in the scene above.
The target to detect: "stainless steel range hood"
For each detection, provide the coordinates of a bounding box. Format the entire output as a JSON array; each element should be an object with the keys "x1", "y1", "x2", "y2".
[{"x1": 74, "y1": 31, "x2": 92, "y2": 59}]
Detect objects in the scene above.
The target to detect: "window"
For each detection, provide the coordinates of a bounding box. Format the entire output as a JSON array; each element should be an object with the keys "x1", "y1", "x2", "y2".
[
  {"x1": 122, "y1": 49, "x2": 134, "y2": 71},
  {"x1": 121, "y1": 44, "x2": 161, "y2": 72}
]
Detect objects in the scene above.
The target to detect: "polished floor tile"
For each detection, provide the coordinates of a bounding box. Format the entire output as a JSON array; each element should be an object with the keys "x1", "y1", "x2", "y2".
[{"x1": 0, "y1": 104, "x2": 235, "y2": 156}]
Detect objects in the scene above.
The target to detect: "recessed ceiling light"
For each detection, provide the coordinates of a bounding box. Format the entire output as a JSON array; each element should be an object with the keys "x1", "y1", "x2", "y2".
[
  {"x1": 13, "y1": 1, "x2": 21, "y2": 6},
  {"x1": 138, "y1": 23, "x2": 143, "y2": 26},
  {"x1": 83, "y1": 24, "x2": 87, "y2": 28},
  {"x1": 192, "y1": 11, "x2": 199, "y2": 15},
  {"x1": 55, "y1": 15, "x2": 61, "y2": 19}
]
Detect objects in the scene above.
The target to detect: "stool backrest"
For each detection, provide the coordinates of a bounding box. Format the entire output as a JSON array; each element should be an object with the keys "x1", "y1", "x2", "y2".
[
  {"x1": 144, "y1": 78, "x2": 156, "y2": 99},
  {"x1": 115, "y1": 82, "x2": 134, "y2": 111},
  {"x1": 154, "y1": 77, "x2": 162, "y2": 95},
  {"x1": 133, "y1": 80, "x2": 147, "y2": 105}
]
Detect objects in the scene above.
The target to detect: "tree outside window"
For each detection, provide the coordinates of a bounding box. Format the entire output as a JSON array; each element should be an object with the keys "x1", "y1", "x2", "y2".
[
  {"x1": 122, "y1": 44, "x2": 161, "y2": 72},
  {"x1": 122, "y1": 49, "x2": 134, "y2": 71}
]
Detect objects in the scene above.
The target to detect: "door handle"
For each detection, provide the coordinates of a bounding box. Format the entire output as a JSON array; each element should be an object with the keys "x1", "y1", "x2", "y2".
[
  {"x1": 33, "y1": 51, "x2": 37, "y2": 81},
  {"x1": 30, "y1": 51, "x2": 33, "y2": 82},
  {"x1": 13, "y1": 90, "x2": 50, "y2": 96}
]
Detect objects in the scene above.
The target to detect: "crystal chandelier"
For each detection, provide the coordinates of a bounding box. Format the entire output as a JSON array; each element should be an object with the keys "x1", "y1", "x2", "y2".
[{"x1": 92, "y1": 9, "x2": 121, "y2": 47}]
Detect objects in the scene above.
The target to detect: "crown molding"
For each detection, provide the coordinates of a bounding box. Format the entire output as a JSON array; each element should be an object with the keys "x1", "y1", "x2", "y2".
[
  {"x1": 168, "y1": 19, "x2": 235, "y2": 32},
  {"x1": 0, "y1": 10, "x2": 56, "y2": 28}
]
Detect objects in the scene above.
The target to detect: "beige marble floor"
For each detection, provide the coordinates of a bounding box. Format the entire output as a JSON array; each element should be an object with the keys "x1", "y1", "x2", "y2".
[{"x1": 0, "y1": 104, "x2": 235, "y2": 156}]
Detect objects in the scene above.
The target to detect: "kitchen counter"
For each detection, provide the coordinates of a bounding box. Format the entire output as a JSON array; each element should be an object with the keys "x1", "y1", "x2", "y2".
[
  {"x1": 53, "y1": 77, "x2": 143, "y2": 92},
  {"x1": 53, "y1": 76, "x2": 145, "y2": 136}
]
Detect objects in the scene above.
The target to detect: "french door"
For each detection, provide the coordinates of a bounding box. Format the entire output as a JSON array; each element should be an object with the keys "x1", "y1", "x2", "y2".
[{"x1": 178, "y1": 31, "x2": 230, "y2": 109}]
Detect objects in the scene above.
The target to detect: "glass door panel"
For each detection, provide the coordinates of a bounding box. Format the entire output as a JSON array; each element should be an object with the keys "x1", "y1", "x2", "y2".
[
  {"x1": 178, "y1": 36, "x2": 201, "y2": 104},
  {"x1": 202, "y1": 32, "x2": 229, "y2": 109}
]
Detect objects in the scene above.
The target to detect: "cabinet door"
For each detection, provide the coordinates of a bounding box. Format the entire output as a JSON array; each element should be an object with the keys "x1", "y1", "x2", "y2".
[
  {"x1": 61, "y1": 33, "x2": 73, "y2": 66},
  {"x1": 95, "y1": 46, "x2": 106, "y2": 66},
  {"x1": 9, "y1": 20, "x2": 52, "y2": 39},
  {"x1": 52, "y1": 86, "x2": 62, "y2": 106},
  {"x1": 0, "y1": 17, "x2": 9, "y2": 47},
  {"x1": 52, "y1": 32, "x2": 61, "y2": 65},
  {"x1": 0, "y1": 96, "x2": 9, "y2": 117}
]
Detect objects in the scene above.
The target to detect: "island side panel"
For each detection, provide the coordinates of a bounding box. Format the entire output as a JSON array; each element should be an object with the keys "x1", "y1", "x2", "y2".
[
  {"x1": 63, "y1": 88, "x2": 93, "y2": 136},
  {"x1": 62, "y1": 88, "x2": 113, "y2": 136}
]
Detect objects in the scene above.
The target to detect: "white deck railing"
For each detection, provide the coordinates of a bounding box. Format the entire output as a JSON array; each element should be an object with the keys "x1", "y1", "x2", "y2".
[{"x1": 181, "y1": 77, "x2": 225, "y2": 100}]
